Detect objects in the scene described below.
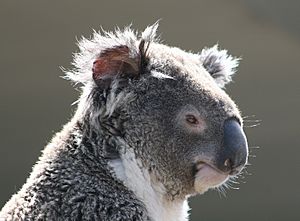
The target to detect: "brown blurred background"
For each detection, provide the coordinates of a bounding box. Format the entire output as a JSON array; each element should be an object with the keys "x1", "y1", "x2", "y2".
[{"x1": 0, "y1": 0, "x2": 299, "y2": 220}]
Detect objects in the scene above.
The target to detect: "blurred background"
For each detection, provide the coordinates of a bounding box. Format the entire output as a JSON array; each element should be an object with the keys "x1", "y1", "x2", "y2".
[{"x1": 0, "y1": 0, "x2": 299, "y2": 220}]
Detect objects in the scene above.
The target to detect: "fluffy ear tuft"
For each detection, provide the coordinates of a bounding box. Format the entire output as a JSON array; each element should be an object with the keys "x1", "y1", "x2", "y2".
[
  {"x1": 199, "y1": 45, "x2": 240, "y2": 88},
  {"x1": 64, "y1": 24, "x2": 159, "y2": 88}
]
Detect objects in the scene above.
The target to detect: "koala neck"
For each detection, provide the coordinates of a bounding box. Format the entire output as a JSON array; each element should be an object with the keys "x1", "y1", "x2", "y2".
[
  {"x1": 78, "y1": 89, "x2": 190, "y2": 220},
  {"x1": 109, "y1": 147, "x2": 190, "y2": 221}
]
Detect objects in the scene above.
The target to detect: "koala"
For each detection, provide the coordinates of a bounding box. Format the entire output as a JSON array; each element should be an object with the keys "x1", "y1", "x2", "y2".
[{"x1": 0, "y1": 23, "x2": 248, "y2": 221}]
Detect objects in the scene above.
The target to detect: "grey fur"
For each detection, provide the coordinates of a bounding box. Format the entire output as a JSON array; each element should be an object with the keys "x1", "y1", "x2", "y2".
[{"x1": 0, "y1": 24, "x2": 246, "y2": 221}]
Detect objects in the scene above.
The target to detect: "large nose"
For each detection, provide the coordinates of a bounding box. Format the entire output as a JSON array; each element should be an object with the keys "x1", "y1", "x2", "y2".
[{"x1": 217, "y1": 118, "x2": 248, "y2": 174}]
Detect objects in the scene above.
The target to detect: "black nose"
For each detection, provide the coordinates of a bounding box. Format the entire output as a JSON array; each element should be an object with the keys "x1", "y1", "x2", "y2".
[{"x1": 217, "y1": 118, "x2": 248, "y2": 174}]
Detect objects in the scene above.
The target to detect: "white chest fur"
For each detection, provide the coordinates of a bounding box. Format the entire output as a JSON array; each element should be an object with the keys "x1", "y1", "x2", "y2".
[{"x1": 108, "y1": 150, "x2": 190, "y2": 221}]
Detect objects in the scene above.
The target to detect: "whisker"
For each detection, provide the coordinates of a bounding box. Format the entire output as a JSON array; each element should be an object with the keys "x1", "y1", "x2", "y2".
[
  {"x1": 244, "y1": 123, "x2": 261, "y2": 128},
  {"x1": 216, "y1": 185, "x2": 228, "y2": 198},
  {"x1": 228, "y1": 179, "x2": 240, "y2": 185},
  {"x1": 243, "y1": 170, "x2": 252, "y2": 176},
  {"x1": 242, "y1": 115, "x2": 257, "y2": 119},
  {"x1": 242, "y1": 115, "x2": 261, "y2": 128},
  {"x1": 243, "y1": 119, "x2": 261, "y2": 122},
  {"x1": 249, "y1": 146, "x2": 260, "y2": 149}
]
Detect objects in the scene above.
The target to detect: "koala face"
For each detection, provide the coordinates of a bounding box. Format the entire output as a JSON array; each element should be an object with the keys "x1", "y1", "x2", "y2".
[
  {"x1": 67, "y1": 24, "x2": 248, "y2": 200},
  {"x1": 122, "y1": 44, "x2": 248, "y2": 198}
]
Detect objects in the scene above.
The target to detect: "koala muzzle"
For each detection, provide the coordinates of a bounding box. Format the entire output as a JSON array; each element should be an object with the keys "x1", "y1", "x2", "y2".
[{"x1": 217, "y1": 118, "x2": 248, "y2": 175}]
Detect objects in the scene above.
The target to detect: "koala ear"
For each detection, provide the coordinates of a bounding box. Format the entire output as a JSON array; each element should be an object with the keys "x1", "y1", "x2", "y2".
[
  {"x1": 199, "y1": 45, "x2": 240, "y2": 88},
  {"x1": 92, "y1": 40, "x2": 149, "y2": 89}
]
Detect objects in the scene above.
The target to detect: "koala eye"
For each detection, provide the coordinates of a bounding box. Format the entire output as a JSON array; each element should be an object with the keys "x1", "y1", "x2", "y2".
[
  {"x1": 177, "y1": 105, "x2": 207, "y2": 133},
  {"x1": 185, "y1": 114, "x2": 199, "y2": 125}
]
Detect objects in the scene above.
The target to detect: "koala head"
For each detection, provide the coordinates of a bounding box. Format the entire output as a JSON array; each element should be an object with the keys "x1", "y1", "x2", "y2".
[{"x1": 66, "y1": 23, "x2": 248, "y2": 200}]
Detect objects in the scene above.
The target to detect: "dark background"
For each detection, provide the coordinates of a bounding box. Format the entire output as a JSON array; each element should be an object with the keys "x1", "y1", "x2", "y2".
[{"x1": 0, "y1": 0, "x2": 299, "y2": 220}]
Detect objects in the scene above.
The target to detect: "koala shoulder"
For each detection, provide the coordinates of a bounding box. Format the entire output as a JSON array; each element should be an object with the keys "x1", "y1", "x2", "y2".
[{"x1": 59, "y1": 179, "x2": 149, "y2": 221}]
